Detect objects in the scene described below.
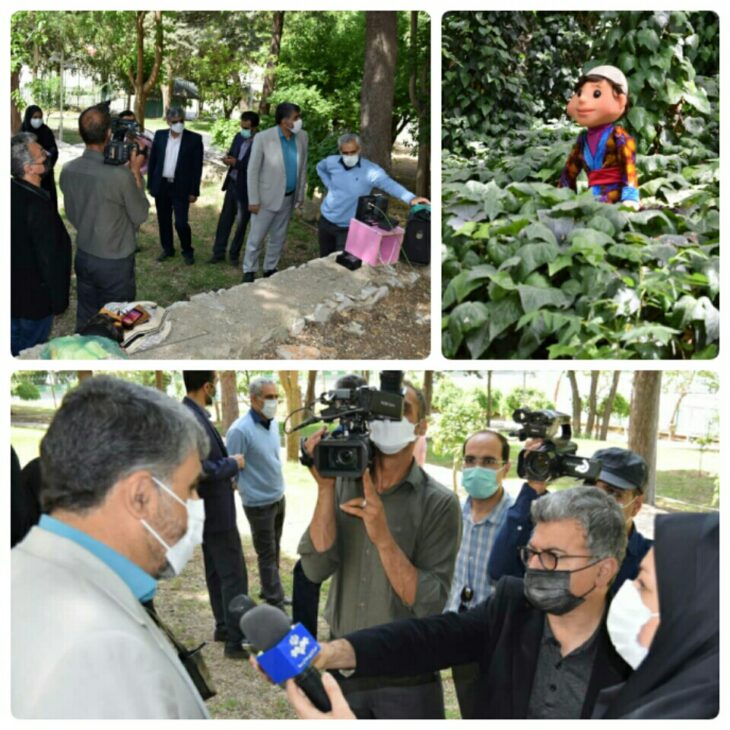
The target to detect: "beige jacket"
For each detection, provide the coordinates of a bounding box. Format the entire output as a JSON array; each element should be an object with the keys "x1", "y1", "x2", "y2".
[
  {"x1": 11, "y1": 527, "x2": 210, "y2": 719},
  {"x1": 246, "y1": 125, "x2": 309, "y2": 211}
]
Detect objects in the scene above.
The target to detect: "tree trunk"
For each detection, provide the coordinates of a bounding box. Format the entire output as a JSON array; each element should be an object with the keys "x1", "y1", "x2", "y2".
[
  {"x1": 408, "y1": 12, "x2": 430, "y2": 197},
  {"x1": 567, "y1": 371, "x2": 582, "y2": 437},
  {"x1": 423, "y1": 371, "x2": 433, "y2": 416},
  {"x1": 360, "y1": 12, "x2": 398, "y2": 172},
  {"x1": 259, "y1": 11, "x2": 285, "y2": 117},
  {"x1": 161, "y1": 57, "x2": 174, "y2": 116},
  {"x1": 585, "y1": 371, "x2": 600, "y2": 439},
  {"x1": 155, "y1": 371, "x2": 164, "y2": 391},
  {"x1": 599, "y1": 371, "x2": 621, "y2": 441},
  {"x1": 11, "y1": 68, "x2": 22, "y2": 133},
  {"x1": 486, "y1": 371, "x2": 492, "y2": 426},
  {"x1": 279, "y1": 371, "x2": 302, "y2": 462},
  {"x1": 128, "y1": 10, "x2": 164, "y2": 128},
  {"x1": 628, "y1": 371, "x2": 662, "y2": 506},
  {"x1": 220, "y1": 371, "x2": 239, "y2": 433},
  {"x1": 305, "y1": 371, "x2": 318, "y2": 417}
]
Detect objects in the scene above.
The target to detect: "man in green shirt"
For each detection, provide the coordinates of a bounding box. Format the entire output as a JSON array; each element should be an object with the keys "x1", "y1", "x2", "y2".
[
  {"x1": 298, "y1": 382, "x2": 462, "y2": 719},
  {"x1": 60, "y1": 105, "x2": 149, "y2": 331}
]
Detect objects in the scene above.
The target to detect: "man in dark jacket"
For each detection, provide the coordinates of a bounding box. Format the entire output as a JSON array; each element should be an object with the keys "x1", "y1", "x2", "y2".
[
  {"x1": 148, "y1": 107, "x2": 204, "y2": 265},
  {"x1": 283, "y1": 487, "x2": 632, "y2": 720},
  {"x1": 11, "y1": 132, "x2": 71, "y2": 355},
  {"x1": 488, "y1": 446, "x2": 653, "y2": 595},
  {"x1": 182, "y1": 371, "x2": 250, "y2": 659},
  {"x1": 208, "y1": 111, "x2": 259, "y2": 265}
]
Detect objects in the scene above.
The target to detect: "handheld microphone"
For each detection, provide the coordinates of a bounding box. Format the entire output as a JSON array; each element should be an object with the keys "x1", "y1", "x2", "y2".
[{"x1": 241, "y1": 604, "x2": 332, "y2": 712}]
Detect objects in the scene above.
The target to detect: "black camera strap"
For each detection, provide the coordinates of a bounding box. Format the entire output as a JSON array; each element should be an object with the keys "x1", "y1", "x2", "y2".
[{"x1": 143, "y1": 602, "x2": 217, "y2": 701}]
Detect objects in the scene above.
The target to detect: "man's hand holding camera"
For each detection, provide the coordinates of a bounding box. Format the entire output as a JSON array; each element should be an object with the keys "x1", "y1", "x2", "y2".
[
  {"x1": 339, "y1": 469, "x2": 389, "y2": 548},
  {"x1": 304, "y1": 427, "x2": 336, "y2": 492},
  {"x1": 129, "y1": 148, "x2": 145, "y2": 188}
]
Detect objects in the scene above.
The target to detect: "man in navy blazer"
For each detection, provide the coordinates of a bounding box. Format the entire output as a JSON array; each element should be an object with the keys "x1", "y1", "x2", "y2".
[
  {"x1": 182, "y1": 371, "x2": 250, "y2": 660},
  {"x1": 147, "y1": 107, "x2": 203, "y2": 265},
  {"x1": 208, "y1": 111, "x2": 259, "y2": 265}
]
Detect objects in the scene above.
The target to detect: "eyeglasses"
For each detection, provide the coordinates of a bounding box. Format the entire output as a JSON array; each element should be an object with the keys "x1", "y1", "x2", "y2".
[
  {"x1": 518, "y1": 545, "x2": 595, "y2": 572},
  {"x1": 462, "y1": 456, "x2": 505, "y2": 469}
]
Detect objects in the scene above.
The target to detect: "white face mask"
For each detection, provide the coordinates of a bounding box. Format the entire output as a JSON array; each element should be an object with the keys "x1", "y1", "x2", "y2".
[
  {"x1": 342, "y1": 154, "x2": 359, "y2": 168},
  {"x1": 607, "y1": 579, "x2": 660, "y2": 669},
  {"x1": 170, "y1": 122, "x2": 184, "y2": 134},
  {"x1": 289, "y1": 119, "x2": 303, "y2": 134},
  {"x1": 262, "y1": 399, "x2": 278, "y2": 420},
  {"x1": 141, "y1": 477, "x2": 205, "y2": 579},
  {"x1": 369, "y1": 418, "x2": 417, "y2": 455},
  {"x1": 30, "y1": 118, "x2": 43, "y2": 129}
]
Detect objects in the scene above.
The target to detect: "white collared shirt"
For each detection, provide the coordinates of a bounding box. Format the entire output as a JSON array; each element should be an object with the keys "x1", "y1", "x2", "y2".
[{"x1": 162, "y1": 132, "x2": 182, "y2": 179}]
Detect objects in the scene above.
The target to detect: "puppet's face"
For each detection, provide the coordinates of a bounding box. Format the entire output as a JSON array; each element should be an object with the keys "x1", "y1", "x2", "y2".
[{"x1": 573, "y1": 78, "x2": 627, "y2": 128}]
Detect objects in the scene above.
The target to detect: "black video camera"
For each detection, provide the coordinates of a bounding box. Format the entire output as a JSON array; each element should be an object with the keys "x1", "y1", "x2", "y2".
[
  {"x1": 104, "y1": 117, "x2": 145, "y2": 166},
  {"x1": 510, "y1": 407, "x2": 601, "y2": 482},
  {"x1": 295, "y1": 371, "x2": 405, "y2": 478}
]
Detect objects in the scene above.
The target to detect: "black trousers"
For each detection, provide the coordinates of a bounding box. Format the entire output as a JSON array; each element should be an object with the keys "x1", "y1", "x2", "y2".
[
  {"x1": 202, "y1": 528, "x2": 248, "y2": 647},
  {"x1": 154, "y1": 180, "x2": 193, "y2": 256},
  {"x1": 74, "y1": 249, "x2": 136, "y2": 332},
  {"x1": 333, "y1": 672, "x2": 445, "y2": 719},
  {"x1": 243, "y1": 496, "x2": 285, "y2": 605},
  {"x1": 452, "y1": 661, "x2": 480, "y2": 719},
  {"x1": 292, "y1": 559, "x2": 321, "y2": 638},
  {"x1": 212, "y1": 186, "x2": 251, "y2": 261},
  {"x1": 318, "y1": 215, "x2": 350, "y2": 257}
]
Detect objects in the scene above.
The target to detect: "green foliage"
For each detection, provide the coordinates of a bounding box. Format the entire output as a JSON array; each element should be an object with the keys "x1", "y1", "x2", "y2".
[
  {"x1": 442, "y1": 123, "x2": 719, "y2": 359},
  {"x1": 599, "y1": 392, "x2": 630, "y2": 419},
  {"x1": 504, "y1": 387, "x2": 553, "y2": 415},
  {"x1": 25, "y1": 76, "x2": 61, "y2": 109},
  {"x1": 430, "y1": 387, "x2": 490, "y2": 462},
  {"x1": 210, "y1": 118, "x2": 242, "y2": 150},
  {"x1": 12, "y1": 379, "x2": 41, "y2": 401}
]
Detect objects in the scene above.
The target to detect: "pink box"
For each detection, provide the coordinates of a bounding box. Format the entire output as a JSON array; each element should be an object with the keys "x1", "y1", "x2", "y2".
[{"x1": 344, "y1": 218, "x2": 404, "y2": 266}]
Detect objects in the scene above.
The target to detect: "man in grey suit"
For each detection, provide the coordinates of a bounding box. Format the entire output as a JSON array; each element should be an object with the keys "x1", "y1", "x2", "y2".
[{"x1": 242, "y1": 102, "x2": 308, "y2": 282}]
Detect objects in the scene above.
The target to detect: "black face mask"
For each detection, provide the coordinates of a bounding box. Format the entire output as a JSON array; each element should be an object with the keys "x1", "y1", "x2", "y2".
[{"x1": 523, "y1": 563, "x2": 599, "y2": 616}]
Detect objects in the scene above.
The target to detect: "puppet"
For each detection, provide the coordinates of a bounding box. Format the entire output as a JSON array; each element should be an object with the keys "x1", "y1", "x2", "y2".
[{"x1": 559, "y1": 65, "x2": 639, "y2": 209}]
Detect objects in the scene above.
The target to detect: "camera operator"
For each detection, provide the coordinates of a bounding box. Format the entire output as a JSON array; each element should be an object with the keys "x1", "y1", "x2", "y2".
[
  {"x1": 118, "y1": 109, "x2": 153, "y2": 175},
  {"x1": 59, "y1": 104, "x2": 149, "y2": 332},
  {"x1": 286, "y1": 487, "x2": 632, "y2": 720},
  {"x1": 297, "y1": 381, "x2": 461, "y2": 719},
  {"x1": 487, "y1": 443, "x2": 653, "y2": 595}
]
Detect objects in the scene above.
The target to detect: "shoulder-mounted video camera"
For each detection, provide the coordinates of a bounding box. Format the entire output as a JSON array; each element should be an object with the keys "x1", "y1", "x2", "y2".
[
  {"x1": 104, "y1": 117, "x2": 145, "y2": 166},
  {"x1": 290, "y1": 371, "x2": 404, "y2": 478},
  {"x1": 510, "y1": 407, "x2": 601, "y2": 482}
]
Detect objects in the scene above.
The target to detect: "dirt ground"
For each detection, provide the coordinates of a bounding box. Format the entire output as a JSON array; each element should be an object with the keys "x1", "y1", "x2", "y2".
[
  {"x1": 257, "y1": 265, "x2": 432, "y2": 360},
  {"x1": 155, "y1": 535, "x2": 459, "y2": 720}
]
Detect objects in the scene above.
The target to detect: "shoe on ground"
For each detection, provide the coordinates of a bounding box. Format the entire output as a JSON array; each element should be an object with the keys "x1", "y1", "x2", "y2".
[
  {"x1": 224, "y1": 642, "x2": 252, "y2": 660},
  {"x1": 214, "y1": 627, "x2": 228, "y2": 642},
  {"x1": 263, "y1": 268, "x2": 278, "y2": 278},
  {"x1": 242, "y1": 272, "x2": 255, "y2": 283},
  {"x1": 229, "y1": 257, "x2": 240, "y2": 266},
  {"x1": 207, "y1": 256, "x2": 225, "y2": 264},
  {"x1": 156, "y1": 252, "x2": 175, "y2": 262},
  {"x1": 183, "y1": 255, "x2": 195, "y2": 266}
]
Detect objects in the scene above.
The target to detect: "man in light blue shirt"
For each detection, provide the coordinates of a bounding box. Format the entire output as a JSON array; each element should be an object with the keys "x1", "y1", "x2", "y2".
[
  {"x1": 316, "y1": 133, "x2": 430, "y2": 257},
  {"x1": 444, "y1": 429, "x2": 514, "y2": 719},
  {"x1": 226, "y1": 376, "x2": 287, "y2": 610}
]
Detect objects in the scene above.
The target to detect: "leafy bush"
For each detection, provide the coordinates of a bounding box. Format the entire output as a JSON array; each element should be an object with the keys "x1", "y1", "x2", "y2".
[
  {"x1": 13, "y1": 381, "x2": 41, "y2": 400},
  {"x1": 209, "y1": 117, "x2": 241, "y2": 150},
  {"x1": 442, "y1": 11, "x2": 719, "y2": 361},
  {"x1": 505, "y1": 387, "x2": 554, "y2": 414}
]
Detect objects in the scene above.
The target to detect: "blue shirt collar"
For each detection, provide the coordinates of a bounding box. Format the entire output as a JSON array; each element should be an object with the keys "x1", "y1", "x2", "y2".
[
  {"x1": 463, "y1": 489, "x2": 511, "y2": 525},
  {"x1": 249, "y1": 407, "x2": 273, "y2": 429},
  {"x1": 39, "y1": 515, "x2": 157, "y2": 602},
  {"x1": 277, "y1": 126, "x2": 295, "y2": 143}
]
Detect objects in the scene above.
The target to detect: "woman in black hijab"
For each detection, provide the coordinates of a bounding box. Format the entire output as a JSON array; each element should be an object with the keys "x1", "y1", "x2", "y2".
[
  {"x1": 21, "y1": 105, "x2": 59, "y2": 210},
  {"x1": 595, "y1": 512, "x2": 719, "y2": 718}
]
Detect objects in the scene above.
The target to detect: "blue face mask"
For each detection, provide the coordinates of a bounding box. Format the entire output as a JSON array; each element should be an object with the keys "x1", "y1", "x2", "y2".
[
  {"x1": 240, "y1": 128, "x2": 252, "y2": 139},
  {"x1": 462, "y1": 466, "x2": 500, "y2": 500}
]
